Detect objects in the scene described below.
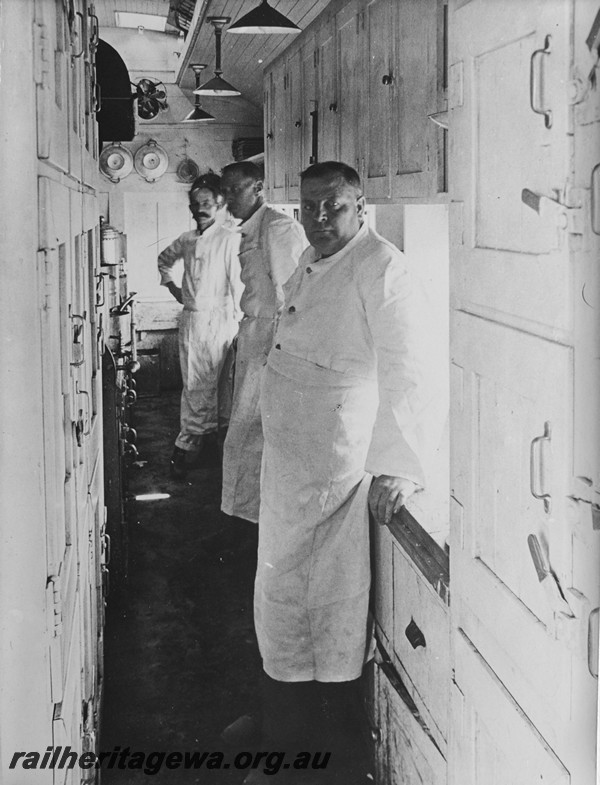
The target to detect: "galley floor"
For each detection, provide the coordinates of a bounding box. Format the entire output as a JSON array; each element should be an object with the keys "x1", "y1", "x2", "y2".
[{"x1": 101, "y1": 390, "x2": 261, "y2": 784}]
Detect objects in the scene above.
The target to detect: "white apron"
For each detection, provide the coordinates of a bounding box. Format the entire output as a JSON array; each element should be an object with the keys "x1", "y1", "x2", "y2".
[
  {"x1": 176, "y1": 297, "x2": 237, "y2": 449},
  {"x1": 221, "y1": 315, "x2": 273, "y2": 521},
  {"x1": 255, "y1": 348, "x2": 378, "y2": 683},
  {"x1": 221, "y1": 204, "x2": 306, "y2": 522}
]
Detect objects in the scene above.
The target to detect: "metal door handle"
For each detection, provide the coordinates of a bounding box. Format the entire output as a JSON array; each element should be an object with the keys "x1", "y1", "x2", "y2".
[
  {"x1": 103, "y1": 533, "x2": 111, "y2": 566},
  {"x1": 70, "y1": 311, "x2": 86, "y2": 367},
  {"x1": 530, "y1": 35, "x2": 552, "y2": 128},
  {"x1": 71, "y1": 11, "x2": 85, "y2": 62},
  {"x1": 88, "y1": 10, "x2": 99, "y2": 50},
  {"x1": 530, "y1": 421, "x2": 552, "y2": 513},
  {"x1": 76, "y1": 382, "x2": 91, "y2": 437}
]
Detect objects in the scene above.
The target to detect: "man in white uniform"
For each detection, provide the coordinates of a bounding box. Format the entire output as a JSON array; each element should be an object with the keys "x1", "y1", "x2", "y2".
[
  {"x1": 247, "y1": 162, "x2": 445, "y2": 783},
  {"x1": 158, "y1": 174, "x2": 243, "y2": 478},
  {"x1": 220, "y1": 162, "x2": 306, "y2": 522}
]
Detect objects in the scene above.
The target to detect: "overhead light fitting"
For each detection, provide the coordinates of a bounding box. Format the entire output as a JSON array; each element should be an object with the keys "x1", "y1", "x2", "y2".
[
  {"x1": 228, "y1": 1, "x2": 301, "y2": 35},
  {"x1": 183, "y1": 64, "x2": 215, "y2": 122},
  {"x1": 194, "y1": 18, "x2": 241, "y2": 96}
]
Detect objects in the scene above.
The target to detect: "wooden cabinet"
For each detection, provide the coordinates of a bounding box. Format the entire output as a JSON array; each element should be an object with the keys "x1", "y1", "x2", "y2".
[
  {"x1": 263, "y1": 0, "x2": 444, "y2": 203},
  {"x1": 449, "y1": 1, "x2": 600, "y2": 783}
]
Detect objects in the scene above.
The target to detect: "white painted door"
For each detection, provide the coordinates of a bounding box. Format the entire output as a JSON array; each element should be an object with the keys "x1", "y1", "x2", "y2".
[{"x1": 448, "y1": 0, "x2": 600, "y2": 783}]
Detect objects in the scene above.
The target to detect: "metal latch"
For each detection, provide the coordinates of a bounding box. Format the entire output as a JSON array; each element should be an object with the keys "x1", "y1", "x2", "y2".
[
  {"x1": 527, "y1": 534, "x2": 575, "y2": 619},
  {"x1": 33, "y1": 23, "x2": 50, "y2": 87},
  {"x1": 521, "y1": 188, "x2": 584, "y2": 234}
]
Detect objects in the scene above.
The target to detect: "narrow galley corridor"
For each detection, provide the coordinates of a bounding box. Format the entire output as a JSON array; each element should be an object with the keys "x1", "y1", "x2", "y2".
[{"x1": 101, "y1": 391, "x2": 261, "y2": 784}]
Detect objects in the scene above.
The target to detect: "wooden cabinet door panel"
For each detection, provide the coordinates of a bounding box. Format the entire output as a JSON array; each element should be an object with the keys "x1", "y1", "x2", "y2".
[
  {"x1": 301, "y1": 36, "x2": 317, "y2": 171},
  {"x1": 392, "y1": 543, "x2": 449, "y2": 749},
  {"x1": 35, "y1": 0, "x2": 70, "y2": 170},
  {"x1": 450, "y1": 0, "x2": 572, "y2": 337},
  {"x1": 318, "y1": 25, "x2": 338, "y2": 162},
  {"x1": 287, "y1": 48, "x2": 303, "y2": 200},
  {"x1": 450, "y1": 631, "x2": 570, "y2": 785},
  {"x1": 364, "y1": 0, "x2": 392, "y2": 198},
  {"x1": 337, "y1": 0, "x2": 362, "y2": 174},
  {"x1": 391, "y1": 0, "x2": 438, "y2": 198},
  {"x1": 451, "y1": 310, "x2": 574, "y2": 748},
  {"x1": 264, "y1": 66, "x2": 287, "y2": 202}
]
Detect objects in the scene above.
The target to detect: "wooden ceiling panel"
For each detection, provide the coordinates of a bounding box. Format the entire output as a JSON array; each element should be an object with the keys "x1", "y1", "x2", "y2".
[
  {"x1": 97, "y1": 0, "x2": 330, "y2": 108},
  {"x1": 182, "y1": 0, "x2": 329, "y2": 106}
]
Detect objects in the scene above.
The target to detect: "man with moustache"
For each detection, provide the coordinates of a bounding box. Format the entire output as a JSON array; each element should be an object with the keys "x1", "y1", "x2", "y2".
[
  {"x1": 244, "y1": 161, "x2": 446, "y2": 783},
  {"x1": 158, "y1": 173, "x2": 243, "y2": 478}
]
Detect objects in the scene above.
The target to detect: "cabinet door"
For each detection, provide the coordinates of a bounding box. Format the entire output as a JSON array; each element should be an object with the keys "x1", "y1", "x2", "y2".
[
  {"x1": 337, "y1": 0, "x2": 363, "y2": 174},
  {"x1": 35, "y1": 0, "x2": 70, "y2": 170},
  {"x1": 301, "y1": 36, "x2": 317, "y2": 170},
  {"x1": 449, "y1": 1, "x2": 599, "y2": 783},
  {"x1": 363, "y1": 0, "x2": 393, "y2": 198},
  {"x1": 318, "y1": 23, "x2": 338, "y2": 162},
  {"x1": 265, "y1": 64, "x2": 287, "y2": 202},
  {"x1": 390, "y1": 0, "x2": 439, "y2": 198},
  {"x1": 287, "y1": 48, "x2": 303, "y2": 201}
]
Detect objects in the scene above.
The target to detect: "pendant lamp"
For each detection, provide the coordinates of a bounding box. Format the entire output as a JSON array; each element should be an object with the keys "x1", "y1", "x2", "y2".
[
  {"x1": 228, "y1": 0, "x2": 301, "y2": 35},
  {"x1": 194, "y1": 18, "x2": 241, "y2": 96},
  {"x1": 183, "y1": 64, "x2": 215, "y2": 121}
]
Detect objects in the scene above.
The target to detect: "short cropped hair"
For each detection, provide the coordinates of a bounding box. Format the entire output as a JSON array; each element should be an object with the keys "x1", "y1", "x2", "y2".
[
  {"x1": 300, "y1": 161, "x2": 362, "y2": 195},
  {"x1": 221, "y1": 161, "x2": 263, "y2": 182},
  {"x1": 190, "y1": 172, "x2": 223, "y2": 201}
]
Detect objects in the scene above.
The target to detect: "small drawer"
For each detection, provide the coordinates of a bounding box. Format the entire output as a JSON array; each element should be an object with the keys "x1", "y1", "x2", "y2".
[{"x1": 392, "y1": 542, "x2": 450, "y2": 746}]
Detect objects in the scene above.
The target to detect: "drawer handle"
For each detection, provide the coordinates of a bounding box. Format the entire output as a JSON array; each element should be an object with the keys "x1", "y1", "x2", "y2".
[{"x1": 405, "y1": 618, "x2": 426, "y2": 649}]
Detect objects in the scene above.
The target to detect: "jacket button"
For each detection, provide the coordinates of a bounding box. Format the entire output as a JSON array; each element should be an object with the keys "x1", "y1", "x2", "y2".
[
  {"x1": 288, "y1": 305, "x2": 296, "y2": 313},
  {"x1": 306, "y1": 266, "x2": 312, "y2": 273},
  {"x1": 275, "y1": 344, "x2": 281, "y2": 350}
]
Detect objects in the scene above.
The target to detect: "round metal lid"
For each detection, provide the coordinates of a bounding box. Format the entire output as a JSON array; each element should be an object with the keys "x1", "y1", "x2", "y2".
[
  {"x1": 134, "y1": 140, "x2": 169, "y2": 182},
  {"x1": 99, "y1": 144, "x2": 134, "y2": 183}
]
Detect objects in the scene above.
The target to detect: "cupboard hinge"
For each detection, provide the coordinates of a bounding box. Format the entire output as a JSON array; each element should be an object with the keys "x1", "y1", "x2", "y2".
[
  {"x1": 521, "y1": 187, "x2": 584, "y2": 234},
  {"x1": 46, "y1": 575, "x2": 63, "y2": 637},
  {"x1": 33, "y1": 22, "x2": 50, "y2": 88}
]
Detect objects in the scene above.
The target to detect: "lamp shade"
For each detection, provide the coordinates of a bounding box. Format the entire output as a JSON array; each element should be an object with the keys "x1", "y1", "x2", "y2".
[
  {"x1": 182, "y1": 104, "x2": 215, "y2": 122},
  {"x1": 182, "y1": 63, "x2": 215, "y2": 122},
  {"x1": 193, "y1": 74, "x2": 240, "y2": 97},
  {"x1": 228, "y1": 0, "x2": 301, "y2": 34},
  {"x1": 195, "y1": 17, "x2": 242, "y2": 97}
]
